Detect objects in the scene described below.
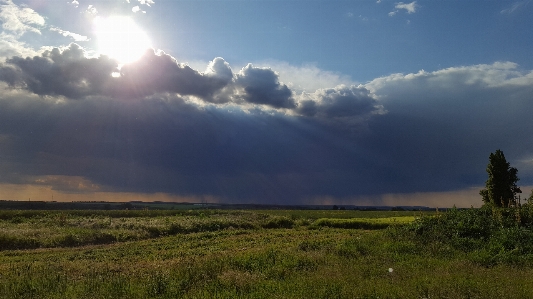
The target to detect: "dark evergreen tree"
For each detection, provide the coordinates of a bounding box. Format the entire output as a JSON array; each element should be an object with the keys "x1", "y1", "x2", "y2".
[{"x1": 480, "y1": 149, "x2": 521, "y2": 207}]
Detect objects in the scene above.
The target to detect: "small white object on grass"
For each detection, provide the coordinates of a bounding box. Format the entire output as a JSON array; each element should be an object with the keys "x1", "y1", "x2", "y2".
[{"x1": 388, "y1": 268, "x2": 393, "y2": 273}]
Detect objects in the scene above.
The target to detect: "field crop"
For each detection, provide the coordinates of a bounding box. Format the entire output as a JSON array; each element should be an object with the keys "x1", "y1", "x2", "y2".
[{"x1": 1, "y1": 209, "x2": 533, "y2": 298}]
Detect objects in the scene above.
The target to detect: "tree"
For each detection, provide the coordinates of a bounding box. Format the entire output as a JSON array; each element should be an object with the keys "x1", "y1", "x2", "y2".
[{"x1": 480, "y1": 149, "x2": 521, "y2": 207}]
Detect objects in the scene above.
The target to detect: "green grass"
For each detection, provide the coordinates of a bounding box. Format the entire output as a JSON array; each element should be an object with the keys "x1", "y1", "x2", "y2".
[
  {"x1": 256, "y1": 209, "x2": 432, "y2": 220},
  {"x1": 1, "y1": 209, "x2": 533, "y2": 298},
  {"x1": 313, "y1": 216, "x2": 415, "y2": 229}
]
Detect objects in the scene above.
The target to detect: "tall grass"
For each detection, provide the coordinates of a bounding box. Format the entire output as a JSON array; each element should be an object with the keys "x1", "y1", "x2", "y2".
[
  {"x1": 4, "y1": 209, "x2": 533, "y2": 298},
  {"x1": 0, "y1": 210, "x2": 416, "y2": 251},
  {"x1": 2, "y1": 226, "x2": 533, "y2": 298},
  {"x1": 313, "y1": 216, "x2": 414, "y2": 229},
  {"x1": 0, "y1": 211, "x2": 301, "y2": 250}
]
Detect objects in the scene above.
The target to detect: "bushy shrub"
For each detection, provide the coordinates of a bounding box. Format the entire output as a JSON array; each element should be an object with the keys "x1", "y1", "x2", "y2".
[
  {"x1": 313, "y1": 218, "x2": 390, "y2": 230},
  {"x1": 404, "y1": 206, "x2": 533, "y2": 265},
  {"x1": 0, "y1": 234, "x2": 40, "y2": 250},
  {"x1": 261, "y1": 216, "x2": 294, "y2": 229},
  {"x1": 409, "y1": 207, "x2": 495, "y2": 243}
]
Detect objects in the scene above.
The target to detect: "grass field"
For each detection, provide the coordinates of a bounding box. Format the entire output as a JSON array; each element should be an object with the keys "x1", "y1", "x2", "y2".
[{"x1": 1, "y1": 209, "x2": 533, "y2": 298}]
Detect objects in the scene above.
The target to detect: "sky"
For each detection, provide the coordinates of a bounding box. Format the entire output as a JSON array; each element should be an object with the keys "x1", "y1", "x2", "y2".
[{"x1": 0, "y1": 0, "x2": 532, "y2": 207}]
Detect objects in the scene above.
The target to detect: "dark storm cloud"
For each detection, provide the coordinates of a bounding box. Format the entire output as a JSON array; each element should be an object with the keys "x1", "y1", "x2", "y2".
[
  {"x1": 116, "y1": 50, "x2": 233, "y2": 100},
  {"x1": 0, "y1": 45, "x2": 299, "y2": 109},
  {"x1": 236, "y1": 64, "x2": 295, "y2": 109},
  {"x1": 0, "y1": 44, "x2": 117, "y2": 98},
  {"x1": 0, "y1": 91, "x2": 383, "y2": 203},
  {"x1": 0, "y1": 44, "x2": 233, "y2": 100},
  {"x1": 362, "y1": 63, "x2": 533, "y2": 191},
  {"x1": 297, "y1": 85, "x2": 382, "y2": 119},
  {"x1": 0, "y1": 44, "x2": 383, "y2": 125},
  {"x1": 1, "y1": 46, "x2": 533, "y2": 205}
]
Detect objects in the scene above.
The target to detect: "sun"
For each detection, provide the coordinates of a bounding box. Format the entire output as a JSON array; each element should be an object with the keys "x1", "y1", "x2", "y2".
[{"x1": 93, "y1": 16, "x2": 151, "y2": 64}]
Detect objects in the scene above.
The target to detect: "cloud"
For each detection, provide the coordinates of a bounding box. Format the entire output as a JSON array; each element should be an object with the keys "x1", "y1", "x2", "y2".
[
  {"x1": 389, "y1": 1, "x2": 418, "y2": 16},
  {"x1": 235, "y1": 64, "x2": 295, "y2": 109},
  {"x1": 49, "y1": 27, "x2": 89, "y2": 41},
  {"x1": 129, "y1": 0, "x2": 155, "y2": 14},
  {"x1": 1, "y1": 43, "x2": 533, "y2": 205},
  {"x1": 138, "y1": 0, "x2": 155, "y2": 6},
  {"x1": 0, "y1": 45, "x2": 297, "y2": 109},
  {"x1": 0, "y1": 87, "x2": 384, "y2": 203},
  {"x1": 362, "y1": 62, "x2": 533, "y2": 194},
  {"x1": 395, "y1": 2, "x2": 418, "y2": 13},
  {"x1": 0, "y1": 45, "x2": 234, "y2": 100},
  {"x1": 132, "y1": 6, "x2": 146, "y2": 13},
  {"x1": 116, "y1": 50, "x2": 233, "y2": 100},
  {"x1": 366, "y1": 62, "x2": 533, "y2": 92},
  {"x1": 0, "y1": 44, "x2": 118, "y2": 98},
  {"x1": 0, "y1": 45, "x2": 385, "y2": 203},
  {"x1": 32, "y1": 175, "x2": 102, "y2": 193},
  {"x1": 254, "y1": 61, "x2": 355, "y2": 94},
  {"x1": 297, "y1": 85, "x2": 383, "y2": 121},
  {"x1": 0, "y1": 0, "x2": 45, "y2": 36},
  {"x1": 86, "y1": 5, "x2": 97, "y2": 15},
  {"x1": 501, "y1": 1, "x2": 530, "y2": 14},
  {"x1": 0, "y1": 32, "x2": 40, "y2": 61},
  {"x1": 205, "y1": 57, "x2": 234, "y2": 82},
  {"x1": 69, "y1": 0, "x2": 79, "y2": 8}
]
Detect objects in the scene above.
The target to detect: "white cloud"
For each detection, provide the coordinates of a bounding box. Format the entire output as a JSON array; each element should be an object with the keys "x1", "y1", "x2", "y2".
[
  {"x1": 253, "y1": 61, "x2": 356, "y2": 94},
  {"x1": 86, "y1": 5, "x2": 97, "y2": 14},
  {"x1": 0, "y1": 0, "x2": 45, "y2": 36},
  {"x1": 0, "y1": 0, "x2": 47, "y2": 61},
  {"x1": 501, "y1": 1, "x2": 530, "y2": 14},
  {"x1": 366, "y1": 62, "x2": 533, "y2": 95},
  {"x1": 0, "y1": 32, "x2": 40, "y2": 61},
  {"x1": 139, "y1": 0, "x2": 154, "y2": 6},
  {"x1": 395, "y1": 1, "x2": 418, "y2": 14},
  {"x1": 69, "y1": 0, "x2": 79, "y2": 8},
  {"x1": 50, "y1": 27, "x2": 89, "y2": 41},
  {"x1": 132, "y1": 6, "x2": 146, "y2": 13},
  {"x1": 389, "y1": 1, "x2": 418, "y2": 16}
]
